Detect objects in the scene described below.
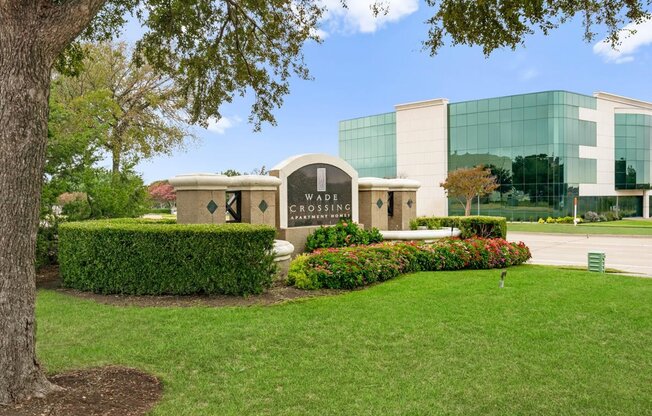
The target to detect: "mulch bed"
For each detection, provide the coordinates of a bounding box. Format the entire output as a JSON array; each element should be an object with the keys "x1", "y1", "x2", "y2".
[
  {"x1": 0, "y1": 366, "x2": 162, "y2": 416},
  {"x1": 36, "y1": 265, "x2": 341, "y2": 307}
]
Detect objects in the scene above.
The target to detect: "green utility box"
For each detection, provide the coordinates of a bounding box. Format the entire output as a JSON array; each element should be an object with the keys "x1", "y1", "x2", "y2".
[{"x1": 588, "y1": 251, "x2": 606, "y2": 273}]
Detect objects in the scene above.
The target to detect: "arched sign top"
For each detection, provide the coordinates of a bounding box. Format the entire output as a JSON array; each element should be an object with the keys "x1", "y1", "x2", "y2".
[
  {"x1": 270, "y1": 154, "x2": 359, "y2": 228},
  {"x1": 271, "y1": 153, "x2": 359, "y2": 181}
]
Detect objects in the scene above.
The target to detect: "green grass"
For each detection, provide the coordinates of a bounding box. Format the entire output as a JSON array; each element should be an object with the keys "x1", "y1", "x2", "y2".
[
  {"x1": 509, "y1": 219, "x2": 652, "y2": 235},
  {"x1": 37, "y1": 266, "x2": 652, "y2": 415}
]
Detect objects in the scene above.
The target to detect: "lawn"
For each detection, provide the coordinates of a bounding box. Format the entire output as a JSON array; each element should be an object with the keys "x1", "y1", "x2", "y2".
[
  {"x1": 37, "y1": 266, "x2": 652, "y2": 415},
  {"x1": 509, "y1": 219, "x2": 652, "y2": 236}
]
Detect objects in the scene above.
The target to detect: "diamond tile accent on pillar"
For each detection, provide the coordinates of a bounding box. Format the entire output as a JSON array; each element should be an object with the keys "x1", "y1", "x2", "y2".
[
  {"x1": 376, "y1": 199, "x2": 383, "y2": 209},
  {"x1": 258, "y1": 200, "x2": 269, "y2": 213},
  {"x1": 206, "y1": 200, "x2": 218, "y2": 214},
  {"x1": 407, "y1": 199, "x2": 413, "y2": 208}
]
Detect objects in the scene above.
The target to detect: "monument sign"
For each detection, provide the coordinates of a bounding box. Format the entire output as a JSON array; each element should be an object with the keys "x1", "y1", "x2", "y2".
[
  {"x1": 286, "y1": 163, "x2": 352, "y2": 227},
  {"x1": 271, "y1": 154, "x2": 358, "y2": 229}
]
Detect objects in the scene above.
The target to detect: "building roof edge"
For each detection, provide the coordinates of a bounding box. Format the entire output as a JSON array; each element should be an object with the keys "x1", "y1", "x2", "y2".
[
  {"x1": 395, "y1": 98, "x2": 448, "y2": 111},
  {"x1": 594, "y1": 92, "x2": 652, "y2": 110}
]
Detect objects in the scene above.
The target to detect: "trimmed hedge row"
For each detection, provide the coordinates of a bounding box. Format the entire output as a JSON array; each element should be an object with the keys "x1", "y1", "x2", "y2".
[
  {"x1": 59, "y1": 219, "x2": 276, "y2": 295},
  {"x1": 287, "y1": 238, "x2": 531, "y2": 290},
  {"x1": 148, "y1": 208, "x2": 172, "y2": 214},
  {"x1": 410, "y1": 216, "x2": 507, "y2": 239}
]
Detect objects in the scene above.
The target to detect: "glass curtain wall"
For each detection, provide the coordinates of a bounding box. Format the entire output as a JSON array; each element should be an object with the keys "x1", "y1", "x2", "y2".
[
  {"x1": 615, "y1": 113, "x2": 652, "y2": 190},
  {"x1": 339, "y1": 112, "x2": 397, "y2": 178},
  {"x1": 448, "y1": 91, "x2": 598, "y2": 220}
]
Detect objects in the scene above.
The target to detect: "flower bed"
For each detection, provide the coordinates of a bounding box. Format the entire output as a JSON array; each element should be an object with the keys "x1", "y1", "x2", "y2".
[{"x1": 288, "y1": 238, "x2": 531, "y2": 290}]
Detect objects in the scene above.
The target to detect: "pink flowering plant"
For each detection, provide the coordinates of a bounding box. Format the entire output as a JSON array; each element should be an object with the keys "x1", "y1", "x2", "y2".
[{"x1": 287, "y1": 238, "x2": 531, "y2": 290}]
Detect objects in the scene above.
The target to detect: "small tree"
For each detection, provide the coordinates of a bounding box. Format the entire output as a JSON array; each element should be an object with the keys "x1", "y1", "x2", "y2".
[
  {"x1": 440, "y1": 166, "x2": 498, "y2": 216},
  {"x1": 220, "y1": 169, "x2": 242, "y2": 177},
  {"x1": 148, "y1": 181, "x2": 176, "y2": 208},
  {"x1": 250, "y1": 165, "x2": 268, "y2": 175}
]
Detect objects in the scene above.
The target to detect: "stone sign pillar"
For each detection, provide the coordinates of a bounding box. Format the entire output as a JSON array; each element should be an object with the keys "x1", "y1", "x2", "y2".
[
  {"x1": 169, "y1": 173, "x2": 230, "y2": 224},
  {"x1": 387, "y1": 179, "x2": 420, "y2": 230},
  {"x1": 227, "y1": 175, "x2": 282, "y2": 228},
  {"x1": 270, "y1": 154, "x2": 358, "y2": 252},
  {"x1": 358, "y1": 178, "x2": 390, "y2": 231}
]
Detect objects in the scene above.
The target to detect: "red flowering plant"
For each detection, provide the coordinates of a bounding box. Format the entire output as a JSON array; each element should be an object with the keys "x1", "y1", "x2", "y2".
[{"x1": 288, "y1": 238, "x2": 531, "y2": 290}]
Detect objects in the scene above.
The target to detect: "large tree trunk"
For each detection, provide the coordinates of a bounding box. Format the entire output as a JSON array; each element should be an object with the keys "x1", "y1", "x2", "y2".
[
  {"x1": 464, "y1": 198, "x2": 472, "y2": 216},
  {"x1": 0, "y1": 27, "x2": 59, "y2": 405},
  {"x1": 112, "y1": 146, "x2": 121, "y2": 177},
  {"x1": 110, "y1": 125, "x2": 127, "y2": 178},
  {"x1": 0, "y1": 0, "x2": 108, "y2": 406}
]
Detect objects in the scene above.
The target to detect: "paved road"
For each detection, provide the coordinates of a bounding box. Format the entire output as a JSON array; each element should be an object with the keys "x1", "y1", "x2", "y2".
[{"x1": 508, "y1": 232, "x2": 652, "y2": 277}]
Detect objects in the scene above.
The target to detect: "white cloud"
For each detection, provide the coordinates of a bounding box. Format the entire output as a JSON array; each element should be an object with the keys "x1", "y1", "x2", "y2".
[
  {"x1": 519, "y1": 68, "x2": 539, "y2": 81},
  {"x1": 319, "y1": 0, "x2": 418, "y2": 35},
  {"x1": 311, "y1": 27, "x2": 329, "y2": 40},
  {"x1": 205, "y1": 116, "x2": 241, "y2": 135},
  {"x1": 593, "y1": 19, "x2": 652, "y2": 64}
]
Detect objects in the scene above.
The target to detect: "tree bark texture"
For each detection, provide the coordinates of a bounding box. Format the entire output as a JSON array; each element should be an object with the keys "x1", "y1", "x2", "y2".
[
  {"x1": 112, "y1": 145, "x2": 121, "y2": 176},
  {"x1": 0, "y1": 23, "x2": 58, "y2": 406},
  {"x1": 0, "y1": 0, "x2": 108, "y2": 405}
]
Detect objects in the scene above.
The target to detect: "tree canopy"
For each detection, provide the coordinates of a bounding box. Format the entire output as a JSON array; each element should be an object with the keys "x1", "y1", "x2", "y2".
[
  {"x1": 53, "y1": 42, "x2": 193, "y2": 175},
  {"x1": 57, "y1": 0, "x2": 323, "y2": 131},
  {"x1": 425, "y1": 0, "x2": 651, "y2": 56}
]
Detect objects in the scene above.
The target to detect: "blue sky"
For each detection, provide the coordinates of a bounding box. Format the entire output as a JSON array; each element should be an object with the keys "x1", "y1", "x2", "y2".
[{"x1": 125, "y1": 1, "x2": 652, "y2": 183}]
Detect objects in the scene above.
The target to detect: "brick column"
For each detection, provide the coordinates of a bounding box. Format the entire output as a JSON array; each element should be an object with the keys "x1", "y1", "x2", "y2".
[
  {"x1": 227, "y1": 175, "x2": 281, "y2": 227},
  {"x1": 387, "y1": 179, "x2": 421, "y2": 231},
  {"x1": 358, "y1": 178, "x2": 390, "y2": 230},
  {"x1": 169, "y1": 174, "x2": 230, "y2": 224}
]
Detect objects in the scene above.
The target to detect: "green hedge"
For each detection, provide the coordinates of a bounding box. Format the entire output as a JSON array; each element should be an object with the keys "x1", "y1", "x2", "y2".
[
  {"x1": 59, "y1": 219, "x2": 276, "y2": 295},
  {"x1": 148, "y1": 208, "x2": 172, "y2": 214},
  {"x1": 410, "y1": 216, "x2": 507, "y2": 239},
  {"x1": 288, "y1": 238, "x2": 531, "y2": 290}
]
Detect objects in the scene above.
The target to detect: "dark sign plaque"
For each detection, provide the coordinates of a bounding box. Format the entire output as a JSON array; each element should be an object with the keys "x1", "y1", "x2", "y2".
[{"x1": 286, "y1": 163, "x2": 352, "y2": 227}]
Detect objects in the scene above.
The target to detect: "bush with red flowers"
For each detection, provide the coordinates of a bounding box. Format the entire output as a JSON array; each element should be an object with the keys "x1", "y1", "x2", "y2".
[{"x1": 287, "y1": 238, "x2": 531, "y2": 290}]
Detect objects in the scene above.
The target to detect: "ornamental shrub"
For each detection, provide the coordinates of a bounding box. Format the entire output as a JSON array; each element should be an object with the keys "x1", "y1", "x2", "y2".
[
  {"x1": 288, "y1": 238, "x2": 531, "y2": 290},
  {"x1": 286, "y1": 254, "x2": 320, "y2": 290},
  {"x1": 36, "y1": 216, "x2": 64, "y2": 269},
  {"x1": 410, "y1": 216, "x2": 507, "y2": 239},
  {"x1": 603, "y1": 211, "x2": 621, "y2": 221},
  {"x1": 59, "y1": 219, "x2": 276, "y2": 295},
  {"x1": 409, "y1": 217, "x2": 441, "y2": 230},
  {"x1": 583, "y1": 211, "x2": 600, "y2": 222},
  {"x1": 305, "y1": 220, "x2": 383, "y2": 252},
  {"x1": 537, "y1": 216, "x2": 579, "y2": 224},
  {"x1": 58, "y1": 192, "x2": 92, "y2": 221}
]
